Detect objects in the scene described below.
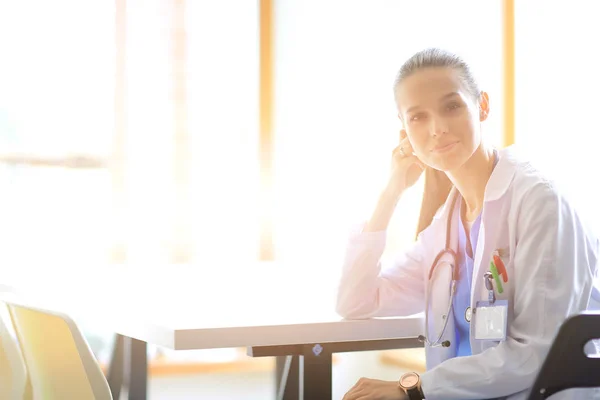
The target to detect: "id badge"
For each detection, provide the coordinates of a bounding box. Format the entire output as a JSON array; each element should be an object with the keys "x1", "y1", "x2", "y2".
[{"x1": 474, "y1": 300, "x2": 508, "y2": 341}]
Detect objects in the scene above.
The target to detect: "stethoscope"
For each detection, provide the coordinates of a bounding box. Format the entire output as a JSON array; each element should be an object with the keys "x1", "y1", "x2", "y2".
[{"x1": 417, "y1": 190, "x2": 460, "y2": 348}]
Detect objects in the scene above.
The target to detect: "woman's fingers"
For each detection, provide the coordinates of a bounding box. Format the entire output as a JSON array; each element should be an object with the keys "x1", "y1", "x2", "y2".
[
  {"x1": 399, "y1": 128, "x2": 407, "y2": 141},
  {"x1": 392, "y1": 143, "x2": 417, "y2": 163},
  {"x1": 393, "y1": 137, "x2": 414, "y2": 158}
]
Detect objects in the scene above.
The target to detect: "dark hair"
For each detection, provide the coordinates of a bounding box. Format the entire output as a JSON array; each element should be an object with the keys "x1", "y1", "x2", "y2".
[{"x1": 393, "y1": 48, "x2": 481, "y2": 237}]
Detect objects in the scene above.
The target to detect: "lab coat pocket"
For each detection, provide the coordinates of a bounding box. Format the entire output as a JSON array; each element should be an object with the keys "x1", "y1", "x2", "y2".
[{"x1": 477, "y1": 247, "x2": 513, "y2": 330}]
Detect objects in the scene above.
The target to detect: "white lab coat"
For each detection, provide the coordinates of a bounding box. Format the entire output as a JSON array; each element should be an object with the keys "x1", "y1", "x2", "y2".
[{"x1": 336, "y1": 145, "x2": 600, "y2": 400}]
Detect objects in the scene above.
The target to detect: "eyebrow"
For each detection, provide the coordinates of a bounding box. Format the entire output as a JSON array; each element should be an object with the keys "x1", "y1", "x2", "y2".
[{"x1": 405, "y1": 92, "x2": 461, "y2": 115}]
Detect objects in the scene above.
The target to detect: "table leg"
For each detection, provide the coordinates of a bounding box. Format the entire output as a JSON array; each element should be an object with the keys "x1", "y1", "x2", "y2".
[
  {"x1": 299, "y1": 344, "x2": 332, "y2": 400},
  {"x1": 276, "y1": 355, "x2": 299, "y2": 400},
  {"x1": 107, "y1": 334, "x2": 125, "y2": 399},
  {"x1": 106, "y1": 334, "x2": 148, "y2": 400},
  {"x1": 128, "y1": 338, "x2": 148, "y2": 400}
]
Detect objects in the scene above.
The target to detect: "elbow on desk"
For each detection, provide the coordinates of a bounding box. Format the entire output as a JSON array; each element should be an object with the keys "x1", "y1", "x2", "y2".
[{"x1": 335, "y1": 291, "x2": 379, "y2": 320}]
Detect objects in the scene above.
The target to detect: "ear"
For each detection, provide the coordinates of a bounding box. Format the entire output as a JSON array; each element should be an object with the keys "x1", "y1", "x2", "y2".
[{"x1": 479, "y1": 91, "x2": 490, "y2": 122}]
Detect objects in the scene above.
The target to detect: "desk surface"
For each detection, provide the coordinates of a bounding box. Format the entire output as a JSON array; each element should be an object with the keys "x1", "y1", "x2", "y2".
[{"x1": 1, "y1": 265, "x2": 424, "y2": 350}]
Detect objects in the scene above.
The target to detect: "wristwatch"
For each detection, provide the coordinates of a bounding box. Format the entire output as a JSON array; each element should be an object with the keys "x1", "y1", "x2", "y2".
[{"x1": 398, "y1": 372, "x2": 425, "y2": 400}]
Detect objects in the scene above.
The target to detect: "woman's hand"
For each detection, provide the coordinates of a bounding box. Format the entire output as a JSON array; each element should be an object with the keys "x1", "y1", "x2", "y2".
[
  {"x1": 363, "y1": 130, "x2": 425, "y2": 233},
  {"x1": 387, "y1": 129, "x2": 425, "y2": 197},
  {"x1": 342, "y1": 377, "x2": 408, "y2": 400}
]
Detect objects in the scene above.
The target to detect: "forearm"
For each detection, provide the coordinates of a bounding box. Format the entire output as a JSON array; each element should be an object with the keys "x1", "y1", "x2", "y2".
[
  {"x1": 364, "y1": 185, "x2": 404, "y2": 233},
  {"x1": 336, "y1": 223, "x2": 428, "y2": 319}
]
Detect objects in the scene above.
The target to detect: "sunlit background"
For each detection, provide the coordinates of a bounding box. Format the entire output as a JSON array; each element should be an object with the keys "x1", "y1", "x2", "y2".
[{"x1": 1, "y1": 0, "x2": 599, "y2": 399}]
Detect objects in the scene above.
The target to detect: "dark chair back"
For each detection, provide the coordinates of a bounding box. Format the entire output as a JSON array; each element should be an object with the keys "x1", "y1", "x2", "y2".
[{"x1": 527, "y1": 312, "x2": 600, "y2": 399}]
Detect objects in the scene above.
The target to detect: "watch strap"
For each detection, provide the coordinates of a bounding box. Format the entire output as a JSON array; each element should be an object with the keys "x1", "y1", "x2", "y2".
[{"x1": 406, "y1": 384, "x2": 425, "y2": 400}]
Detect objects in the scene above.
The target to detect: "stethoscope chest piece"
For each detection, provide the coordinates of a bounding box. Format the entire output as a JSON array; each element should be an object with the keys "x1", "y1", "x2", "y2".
[{"x1": 465, "y1": 306, "x2": 472, "y2": 323}]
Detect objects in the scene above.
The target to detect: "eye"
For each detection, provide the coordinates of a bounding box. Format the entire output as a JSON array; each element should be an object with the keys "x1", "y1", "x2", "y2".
[
  {"x1": 446, "y1": 102, "x2": 462, "y2": 111},
  {"x1": 409, "y1": 112, "x2": 427, "y2": 122}
]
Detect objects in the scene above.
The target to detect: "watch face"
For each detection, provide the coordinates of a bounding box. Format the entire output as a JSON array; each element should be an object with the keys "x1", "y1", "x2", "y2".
[{"x1": 401, "y1": 372, "x2": 419, "y2": 388}]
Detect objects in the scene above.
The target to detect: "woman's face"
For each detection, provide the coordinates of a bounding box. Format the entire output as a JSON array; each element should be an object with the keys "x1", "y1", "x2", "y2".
[{"x1": 396, "y1": 67, "x2": 489, "y2": 172}]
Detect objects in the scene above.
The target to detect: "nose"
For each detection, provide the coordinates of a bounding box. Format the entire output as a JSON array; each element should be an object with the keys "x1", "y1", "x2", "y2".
[{"x1": 430, "y1": 117, "x2": 449, "y2": 137}]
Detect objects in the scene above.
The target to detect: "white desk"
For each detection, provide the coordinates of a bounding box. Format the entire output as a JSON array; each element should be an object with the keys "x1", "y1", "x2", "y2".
[{"x1": 1, "y1": 265, "x2": 424, "y2": 399}]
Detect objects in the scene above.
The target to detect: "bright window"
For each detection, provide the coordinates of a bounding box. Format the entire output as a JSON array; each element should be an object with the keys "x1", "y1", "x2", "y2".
[
  {"x1": 0, "y1": 2, "x2": 114, "y2": 268},
  {"x1": 273, "y1": 0, "x2": 504, "y2": 280},
  {"x1": 515, "y1": 0, "x2": 600, "y2": 233}
]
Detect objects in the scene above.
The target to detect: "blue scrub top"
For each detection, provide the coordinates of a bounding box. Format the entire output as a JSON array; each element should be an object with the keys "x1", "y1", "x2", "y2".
[{"x1": 453, "y1": 208, "x2": 482, "y2": 357}]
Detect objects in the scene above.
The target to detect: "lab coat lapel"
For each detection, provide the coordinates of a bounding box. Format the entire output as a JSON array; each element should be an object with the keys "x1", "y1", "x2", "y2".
[
  {"x1": 469, "y1": 148, "x2": 516, "y2": 353},
  {"x1": 471, "y1": 147, "x2": 517, "y2": 308}
]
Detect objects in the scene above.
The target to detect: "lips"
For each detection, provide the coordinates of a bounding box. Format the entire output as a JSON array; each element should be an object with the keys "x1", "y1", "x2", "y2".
[{"x1": 432, "y1": 141, "x2": 458, "y2": 152}]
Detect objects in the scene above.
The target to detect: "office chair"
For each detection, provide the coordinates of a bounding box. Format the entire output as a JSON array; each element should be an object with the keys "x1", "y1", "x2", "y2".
[
  {"x1": 527, "y1": 311, "x2": 600, "y2": 399},
  {"x1": 6, "y1": 299, "x2": 112, "y2": 400},
  {"x1": 0, "y1": 301, "x2": 31, "y2": 399}
]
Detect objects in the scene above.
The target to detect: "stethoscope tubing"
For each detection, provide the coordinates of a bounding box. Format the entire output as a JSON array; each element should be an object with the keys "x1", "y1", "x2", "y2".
[{"x1": 422, "y1": 190, "x2": 460, "y2": 348}]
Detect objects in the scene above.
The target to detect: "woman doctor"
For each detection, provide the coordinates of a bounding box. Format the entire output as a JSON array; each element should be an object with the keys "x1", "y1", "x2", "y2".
[{"x1": 337, "y1": 48, "x2": 600, "y2": 400}]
